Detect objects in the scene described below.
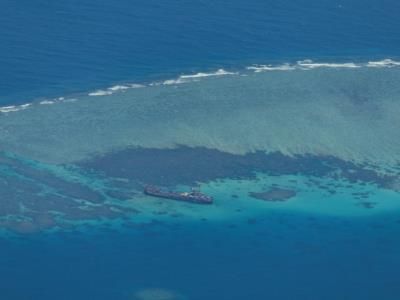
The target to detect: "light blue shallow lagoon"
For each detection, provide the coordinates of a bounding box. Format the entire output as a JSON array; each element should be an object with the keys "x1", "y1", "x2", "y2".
[{"x1": 1, "y1": 1, "x2": 400, "y2": 299}]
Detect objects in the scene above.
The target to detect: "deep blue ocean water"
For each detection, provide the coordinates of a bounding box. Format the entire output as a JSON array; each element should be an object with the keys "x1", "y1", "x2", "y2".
[
  {"x1": 1, "y1": 0, "x2": 400, "y2": 105},
  {"x1": 2, "y1": 213, "x2": 400, "y2": 300},
  {"x1": 1, "y1": 1, "x2": 400, "y2": 300}
]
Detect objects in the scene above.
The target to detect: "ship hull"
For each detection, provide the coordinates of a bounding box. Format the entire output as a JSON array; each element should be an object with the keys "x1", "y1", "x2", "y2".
[{"x1": 144, "y1": 187, "x2": 213, "y2": 204}]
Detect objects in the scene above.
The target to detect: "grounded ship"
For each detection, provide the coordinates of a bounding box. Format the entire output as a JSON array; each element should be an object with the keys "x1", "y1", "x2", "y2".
[{"x1": 144, "y1": 186, "x2": 213, "y2": 204}]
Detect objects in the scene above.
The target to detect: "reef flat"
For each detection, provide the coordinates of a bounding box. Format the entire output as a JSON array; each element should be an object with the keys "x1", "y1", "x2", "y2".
[
  {"x1": 1, "y1": 66, "x2": 400, "y2": 167},
  {"x1": 0, "y1": 152, "x2": 138, "y2": 233},
  {"x1": 1, "y1": 145, "x2": 399, "y2": 234},
  {"x1": 1, "y1": 64, "x2": 400, "y2": 233}
]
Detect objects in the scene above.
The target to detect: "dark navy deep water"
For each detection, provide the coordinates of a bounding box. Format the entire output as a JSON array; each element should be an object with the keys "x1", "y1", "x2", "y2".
[
  {"x1": 2, "y1": 214, "x2": 400, "y2": 300},
  {"x1": 1, "y1": 0, "x2": 400, "y2": 105}
]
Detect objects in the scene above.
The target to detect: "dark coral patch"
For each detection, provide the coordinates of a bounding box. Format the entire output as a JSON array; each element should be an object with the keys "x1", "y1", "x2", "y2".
[
  {"x1": 0, "y1": 153, "x2": 133, "y2": 233},
  {"x1": 78, "y1": 146, "x2": 399, "y2": 190},
  {"x1": 1, "y1": 145, "x2": 398, "y2": 234},
  {"x1": 357, "y1": 202, "x2": 377, "y2": 209},
  {"x1": 249, "y1": 188, "x2": 297, "y2": 202}
]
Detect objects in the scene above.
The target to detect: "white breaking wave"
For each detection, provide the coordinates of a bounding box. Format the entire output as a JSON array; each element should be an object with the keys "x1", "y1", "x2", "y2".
[
  {"x1": 39, "y1": 100, "x2": 55, "y2": 105},
  {"x1": 367, "y1": 59, "x2": 400, "y2": 68},
  {"x1": 3, "y1": 58, "x2": 400, "y2": 112},
  {"x1": 107, "y1": 84, "x2": 144, "y2": 91},
  {"x1": 162, "y1": 78, "x2": 191, "y2": 85},
  {"x1": 128, "y1": 83, "x2": 145, "y2": 88},
  {"x1": 297, "y1": 60, "x2": 360, "y2": 69},
  {"x1": 108, "y1": 85, "x2": 130, "y2": 91},
  {"x1": 39, "y1": 97, "x2": 77, "y2": 105},
  {"x1": 247, "y1": 58, "x2": 400, "y2": 73},
  {"x1": 89, "y1": 83, "x2": 145, "y2": 96},
  {"x1": 88, "y1": 90, "x2": 113, "y2": 96},
  {"x1": 161, "y1": 69, "x2": 237, "y2": 85},
  {"x1": 247, "y1": 63, "x2": 296, "y2": 72},
  {"x1": 180, "y1": 69, "x2": 238, "y2": 79},
  {"x1": 39, "y1": 97, "x2": 66, "y2": 105},
  {"x1": 0, "y1": 103, "x2": 31, "y2": 113},
  {"x1": 160, "y1": 69, "x2": 237, "y2": 86}
]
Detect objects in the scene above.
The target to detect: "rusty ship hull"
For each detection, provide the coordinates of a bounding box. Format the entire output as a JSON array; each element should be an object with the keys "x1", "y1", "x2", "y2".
[{"x1": 144, "y1": 186, "x2": 213, "y2": 204}]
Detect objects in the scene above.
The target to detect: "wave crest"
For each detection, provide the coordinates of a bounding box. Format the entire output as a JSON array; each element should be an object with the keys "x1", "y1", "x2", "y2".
[
  {"x1": 247, "y1": 58, "x2": 400, "y2": 73},
  {"x1": 3, "y1": 58, "x2": 400, "y2": 113},
  {"x1": 0, "y1": 103, "x2": 31, "y2": 113}
]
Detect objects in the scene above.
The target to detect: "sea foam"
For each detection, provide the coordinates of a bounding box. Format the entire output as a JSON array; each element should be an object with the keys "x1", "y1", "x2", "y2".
[
  {"x1": 367, "y1": 59, "x2": 400, "y2": 68},
  {"x1": 88, "y1": 90, "x2": 113, "y2": 96},
  {"x1": 88, "y1": 83, "x2": 145, "y2": 96},
  {"x1": 0, "y1": 103, "x2": 31, "y2": 113},
  {"x1": 247, "y1": 64, "x2": 296, "y2": 72},
  {"x1": 162, "y1": 69, "x2": 237, "y2": 85},
  {"x1": 180, "y1": 69, "x2": 238, "y2": 79},
  {"x1": 3, "y1": 58, "x2": 400, "y2": 118},
  {"x1": 247, "y1": 58, "x2": 400, "y2": 73},
  {"x1": 297, "y1": 60, "x2": 360, "y2": 69}
]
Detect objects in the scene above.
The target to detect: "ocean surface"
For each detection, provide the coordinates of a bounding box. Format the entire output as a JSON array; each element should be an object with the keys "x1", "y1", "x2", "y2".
[
  {"x1": 1, "y1": 1, "x2": 400, "y2": 300},
  {"x1": 1, "y1": 0, "x2": 400, "y2": 105}
]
